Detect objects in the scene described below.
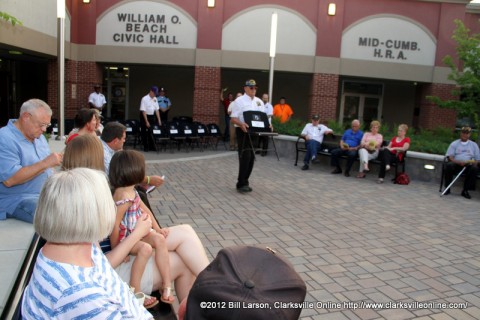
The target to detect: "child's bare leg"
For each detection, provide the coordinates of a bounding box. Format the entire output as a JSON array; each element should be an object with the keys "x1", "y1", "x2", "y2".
[
  {"x1": 143, "y1": 231, "x2": 174, "y2": 303},
  {"x1": 129, "y1": 241, "x2": 153, "y2": 294}
]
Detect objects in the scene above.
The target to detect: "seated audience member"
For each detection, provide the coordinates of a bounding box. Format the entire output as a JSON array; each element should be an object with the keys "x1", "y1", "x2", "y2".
[
  {"x1": 21, "y1": 168, "x2": 153, "y2": 319},
  {"x1": 357, "y1": 120, "x2": 383, "y2": 178},
  {"x1": 65, "y1": 108, "x2": 98, "y2": 144},
  {"x1": 330, "y1": 119, "x2": 364, "y2": 177},
  {"x1": 0, "y1": 99, "x2": 62, "y2": 223},
  {"x1": 300, "y1": 114, "x2": 333, "y2": 171},
  {"x1": 377, "y1": 124, "x2": 410, "y2": 184},
  {"x1": 179, "y1": 246, "x2": 306, "y2": 320},
  {"x1": 443, "y1": 126, "x2": 480, "y2": 199},
  {"x1": 61, "y1": 134, "x2": 210, "y2": 306},
  {"x1": 100, "y1": 122, "x2": 164, "y2": 210},
  {"x1": 62, "y1": 134, "x2": 105, "y2": 171}
]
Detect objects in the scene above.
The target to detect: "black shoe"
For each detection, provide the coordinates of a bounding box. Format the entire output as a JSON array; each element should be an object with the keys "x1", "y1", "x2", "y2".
[
  {"x1": 344, "y1": 171, "x2": 350, "y2": 177},
  {"x1": 301, "y1": 164, "x2": 309, "y2": 170},
  {"x1": 461, "y1": 190, "x2": 471, "y2": 199},
  {"x1": 443, "y1": 189, "x2": 450, "y2": 195},
  {"x1": 331, "y1": 168, "x2": 342, "y2": 174},
  {"x1": 237, "y1": 185, "x2": 251, "y2": 193}
]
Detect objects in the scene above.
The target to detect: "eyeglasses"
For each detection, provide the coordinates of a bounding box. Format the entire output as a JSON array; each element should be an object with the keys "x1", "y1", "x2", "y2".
[
  {"x1": 248, "y1": 86, "x2": 257, "y2": 90},
  {"x1": 28, "y1": 113, "x2": 51, "y2": 129}
]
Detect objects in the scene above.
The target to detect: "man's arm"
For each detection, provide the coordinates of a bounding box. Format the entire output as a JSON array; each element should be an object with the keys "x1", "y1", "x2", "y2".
[
  {"x1": 3, "y1": 153, "x2": 62, "y2": 187},
  {"x1": 231, "y1": 116, "x2": 248, "y2": 133}
]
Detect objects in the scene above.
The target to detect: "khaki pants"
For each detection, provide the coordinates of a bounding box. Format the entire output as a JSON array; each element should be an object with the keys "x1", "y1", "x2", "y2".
[{"x1": 229, "y1": 120, "x2": 237, "y2": 149}]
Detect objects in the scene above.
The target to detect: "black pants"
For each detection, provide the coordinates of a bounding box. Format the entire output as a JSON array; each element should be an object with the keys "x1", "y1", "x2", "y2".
[
  {"x1": 256, "y1": 136, "x2": 269, "y2": 155},
  {"x1": 378, "y1": 149, "x2": 399, "y2": 178},
  {"x1": 236, "y1": 128, "x2": 258, "y2": 188},
  {"x1": 444, "y1": 162, "x2": 478, "y2": 191},
  {"x1": 140, "y1": 114, "x2": 157, "y2": 151}
]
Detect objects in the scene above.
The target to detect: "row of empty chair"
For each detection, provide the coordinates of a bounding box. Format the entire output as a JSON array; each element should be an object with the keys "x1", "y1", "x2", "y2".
[{"x1": 122, "y1": 119, "x2": 227, "y2": 153}]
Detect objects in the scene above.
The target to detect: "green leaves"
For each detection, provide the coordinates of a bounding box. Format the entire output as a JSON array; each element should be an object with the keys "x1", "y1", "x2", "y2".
[{"x1": 0, "y1": 11, "x2": 22, "y2": 26}]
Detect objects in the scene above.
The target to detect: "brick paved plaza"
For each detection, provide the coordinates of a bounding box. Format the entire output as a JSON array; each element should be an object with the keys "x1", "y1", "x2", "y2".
[{"x1": 146, "y1": 152, "x2": 480, "y2": 320}]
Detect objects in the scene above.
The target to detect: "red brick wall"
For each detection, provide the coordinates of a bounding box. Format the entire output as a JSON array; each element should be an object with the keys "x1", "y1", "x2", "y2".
[
  {"x1": 192, "y1": 66, "x2": 221, "y2": 125},
  {"x1": 418, "y1": 83, "x2": 457, "y2": 129},
  {"x1": 309, "y1": 73, "x2": 339, "y2": 123},
  {"x1": 48, "y1": 60, "x2": 103, "y2": 120}
]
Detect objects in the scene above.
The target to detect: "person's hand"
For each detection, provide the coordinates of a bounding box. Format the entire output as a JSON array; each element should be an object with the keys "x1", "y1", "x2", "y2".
[
  {"x1": 134, "y1": 213, "x2": 152, "y2": 237},
  {"x1": 44, "y1": 152, "x2": 63, "y2": 168},
  {"x1": 145, "y1": 120, "x2": 150, "y2": 128},
  {"x1": 158, "y1": 228, "x2": 169, "y2": 238},
  {"x1": 222, "y1": 87, "x2": 228, "y2": 92},
  {"x1": 240, "y1": 122, "x2": 249, "y2": 133},
  {"x1": 148, "y1": 175, "x2": 164, "y2": 187}
]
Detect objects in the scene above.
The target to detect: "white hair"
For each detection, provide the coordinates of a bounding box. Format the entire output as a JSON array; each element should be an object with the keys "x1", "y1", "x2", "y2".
[
  {"x1": 34, "y1": 168, "x2": 115, "y2": 243},
  {"x1": 19, "y1": 99, "x2": 52, "y2": 117}
]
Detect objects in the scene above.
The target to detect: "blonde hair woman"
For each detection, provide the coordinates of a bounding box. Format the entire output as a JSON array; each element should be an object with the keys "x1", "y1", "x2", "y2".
[
  {"x1": 21, "y1": 168, "x2": 153, "y2": 319},
  {"x1": 377, "y1": 124, "x2": 410, "y2": 183},
  {"x1": 357, "y1": 120, "x2": 383, "y2": 178}
]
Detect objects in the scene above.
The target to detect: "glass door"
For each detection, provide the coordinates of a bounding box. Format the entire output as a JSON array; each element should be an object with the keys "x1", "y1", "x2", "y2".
[
  {"x1": 339, "y1": 81, "x2": 383, "y2": 128},
  {"x1": 105, "y1": 67, "x2": 129, "y2": 121}
]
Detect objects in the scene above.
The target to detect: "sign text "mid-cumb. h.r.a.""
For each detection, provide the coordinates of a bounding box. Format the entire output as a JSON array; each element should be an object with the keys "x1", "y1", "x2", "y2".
[{"x1": 358, "y1": 37, "x2": 421, "y2": 61}]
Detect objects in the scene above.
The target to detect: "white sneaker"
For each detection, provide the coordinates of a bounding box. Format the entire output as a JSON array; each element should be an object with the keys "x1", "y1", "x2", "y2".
[{"x1": 386, "y1": 165, "x2": 391, "y2": 171}]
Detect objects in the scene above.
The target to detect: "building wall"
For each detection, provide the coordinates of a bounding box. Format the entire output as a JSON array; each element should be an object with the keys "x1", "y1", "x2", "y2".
[{"x1": 1, "y1": 0, "x2": 477, "y2": 130}]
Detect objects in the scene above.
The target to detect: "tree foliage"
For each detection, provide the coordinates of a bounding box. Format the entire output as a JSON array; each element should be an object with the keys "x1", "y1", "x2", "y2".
[
  {"x1": 427, "y1": 19, "x2": 480, "y2": 129},
  {"x1": 0, "y1": 11, "x2": 22, "y2": 26}
]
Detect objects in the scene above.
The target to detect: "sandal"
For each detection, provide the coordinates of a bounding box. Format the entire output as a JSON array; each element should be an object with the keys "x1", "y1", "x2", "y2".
[
  {"x1": 161, "y1": 287, "x2": 175, "y2": 304},
  {"x1": 356, "y1": 172, "x2": 366, "y2": 178},
  {"x1": 144, "y1": 294, "x2": 159, "y2": 309}
]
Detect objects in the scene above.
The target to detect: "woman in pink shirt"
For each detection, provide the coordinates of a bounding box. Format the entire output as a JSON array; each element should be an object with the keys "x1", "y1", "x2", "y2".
[{"x1": 357, "y1": 120, "x2": 383, "y2": 178}]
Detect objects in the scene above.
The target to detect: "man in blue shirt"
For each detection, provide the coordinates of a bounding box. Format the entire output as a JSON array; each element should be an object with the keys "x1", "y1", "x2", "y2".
[
  {"x1": 330, "y1": 119, "x2": 364, "y2": 177},
  {"x1": 157, "y1": 87, "x2": 172, "y2": 124},
  {"x1": 0, "y1": 99, "x2": 63, "y2": 223}
]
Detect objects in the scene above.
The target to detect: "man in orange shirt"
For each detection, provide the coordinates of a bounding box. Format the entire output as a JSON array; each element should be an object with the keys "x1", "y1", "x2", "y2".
[{"x1": 273, "y1": 97, "x2": 294, "y2": 123}]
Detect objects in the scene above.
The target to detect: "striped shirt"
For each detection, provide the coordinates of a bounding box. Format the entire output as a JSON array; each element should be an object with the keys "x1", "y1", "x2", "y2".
[{"x1": 22, "y1": 244, "x2": 152, "y2": 319}]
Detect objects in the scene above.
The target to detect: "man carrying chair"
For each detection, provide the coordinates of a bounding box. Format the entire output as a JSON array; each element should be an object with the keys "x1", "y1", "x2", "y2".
[
  {"x1": 443, "y1": 126, "x2": 480, "y2": 199},
  {"x1": 231, "y1": 79, "x2": 266, "y2": 194}
]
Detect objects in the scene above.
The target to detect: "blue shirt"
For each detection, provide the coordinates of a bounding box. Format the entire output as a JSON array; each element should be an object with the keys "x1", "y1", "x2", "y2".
[
  {"x1": 22, "y1": 244, "x2": 152, "y2": 319},
  {"x1": 0, "y1": 120, "x2": 52, "y2": 220},
  {"x1": 157, "y1": 96, "x2": 171, "y2": 110},
  {"x1": 447, "y1": 139, "x2": 480, "y2": 162},
  {"x1": 101, "y1": 139, "x2": 115, "y2": 174},
  {"x1": 342, "y1": 129, "x2": 364, "y2": 148}
]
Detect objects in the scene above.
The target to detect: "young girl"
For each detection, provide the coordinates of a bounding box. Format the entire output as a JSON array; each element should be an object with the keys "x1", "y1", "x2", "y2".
[{"x1": 109, "y1": 150, "x2": 174, "y2": 307}]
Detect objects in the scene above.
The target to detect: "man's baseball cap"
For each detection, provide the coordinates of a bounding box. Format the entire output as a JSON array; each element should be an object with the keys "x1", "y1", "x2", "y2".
[
  {"x1": 185, "y1": 245, "x2": 307, "y2": 320},
  {"x1": 461, "y1": 126, "x2": 472, "y2": 133},
  {"x1": 244, "y1": 79, "x2": 257, "y2": 87},
  {"x1": 312, "y1": 114, "x2": 320, "y2": 120},
  {"x1": 150, "y1": 86, "x2": 159, "y2": 95},
  {"x1": 159, "y1": 87, "x2": 165, "y2": 92}
]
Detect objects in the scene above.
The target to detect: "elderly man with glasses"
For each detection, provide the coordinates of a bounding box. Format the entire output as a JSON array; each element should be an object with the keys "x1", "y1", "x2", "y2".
[{"x1": 0, "y1": 99, "x2": 63, "y2": 223}]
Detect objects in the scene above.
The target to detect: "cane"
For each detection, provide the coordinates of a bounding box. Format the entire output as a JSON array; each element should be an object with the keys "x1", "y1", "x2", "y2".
[{"x1": 441, "y1": 166, "x2": 467, "y2": 196}]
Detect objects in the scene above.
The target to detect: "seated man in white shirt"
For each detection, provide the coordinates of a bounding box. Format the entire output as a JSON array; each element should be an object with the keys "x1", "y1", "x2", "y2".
[{"x1": 300, "y1": 115, "x2": 333, "y2": 171}]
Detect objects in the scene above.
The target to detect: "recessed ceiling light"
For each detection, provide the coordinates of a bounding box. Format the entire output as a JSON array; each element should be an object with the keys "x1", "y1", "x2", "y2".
[{"x1": 9, "y1": 50, "x2": 22, "y2": 55}]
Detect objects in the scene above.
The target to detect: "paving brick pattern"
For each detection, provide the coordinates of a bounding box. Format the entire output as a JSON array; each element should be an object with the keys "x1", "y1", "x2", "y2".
[{"x1": 145, "y1": 154, "x2": 480, "y2": 319}]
